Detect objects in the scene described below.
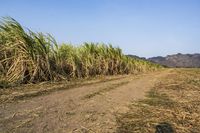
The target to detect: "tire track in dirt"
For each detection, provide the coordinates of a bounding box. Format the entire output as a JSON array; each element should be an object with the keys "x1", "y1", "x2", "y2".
[
  {"x1": 0, "y1": 75, "x2": 132, "y2": 133},
  {"x1": 0, "y1": 75, "x2": 129, "y2": 104},
  {"x1": 0, "y1": 69, "x2": 172, "y2": 133}
]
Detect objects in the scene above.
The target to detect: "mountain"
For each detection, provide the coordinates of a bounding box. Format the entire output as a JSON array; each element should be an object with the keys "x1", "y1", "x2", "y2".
[
  {"x1": 127, "y1": 55, "x2": 147, "y2": 60},
  {"x1": 148, "y1": 53, "x2": 200, "y2": 68}
]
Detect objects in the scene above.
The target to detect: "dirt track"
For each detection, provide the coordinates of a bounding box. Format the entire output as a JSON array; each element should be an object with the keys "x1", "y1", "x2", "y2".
[{"x1": 0, "y1": 69, "x2": 172, "y2": 133}]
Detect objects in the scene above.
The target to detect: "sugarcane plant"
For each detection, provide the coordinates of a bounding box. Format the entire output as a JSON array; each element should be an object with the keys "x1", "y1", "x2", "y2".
[{"x1": 0, "y1": 17, "x2": 162, "y2": 85}]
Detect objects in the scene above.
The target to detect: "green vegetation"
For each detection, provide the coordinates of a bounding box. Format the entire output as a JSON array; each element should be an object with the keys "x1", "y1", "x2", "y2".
[
  {"x1": 116, "y1": 69, "x2": 200, "y2": 133},
  {"x1": 0, "y1": 17, "x2": 162, "y2": 85}
]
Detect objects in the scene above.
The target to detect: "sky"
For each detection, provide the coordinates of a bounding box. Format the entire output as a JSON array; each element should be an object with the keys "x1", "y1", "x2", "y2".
[{"x1": 0, "y1": 0, "x2": 200, "y2": 57}]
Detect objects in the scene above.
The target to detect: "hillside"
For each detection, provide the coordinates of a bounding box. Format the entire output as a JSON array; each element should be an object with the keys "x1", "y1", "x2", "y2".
[
  {"x1": 126, "y1": 54, "x2": 147, "y2": 61},
  {"x1": 148, "y1": 53, "x2": 200, "y2": 68}
]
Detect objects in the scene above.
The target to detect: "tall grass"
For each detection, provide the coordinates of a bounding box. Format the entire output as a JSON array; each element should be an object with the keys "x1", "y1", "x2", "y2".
[{"x1": 0, "y1": 17, "x2": 162, "y2": 84}]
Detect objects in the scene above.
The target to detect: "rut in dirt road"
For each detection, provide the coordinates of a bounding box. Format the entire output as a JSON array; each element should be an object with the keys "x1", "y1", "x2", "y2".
[{"x1": 0, "y1": 69, "x2": 172, "y2": 133}]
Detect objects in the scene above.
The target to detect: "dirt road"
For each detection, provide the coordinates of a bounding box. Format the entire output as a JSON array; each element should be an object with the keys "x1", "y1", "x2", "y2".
[{"x1": 0, "y1": 69, "x2": 172, "y2": 133}]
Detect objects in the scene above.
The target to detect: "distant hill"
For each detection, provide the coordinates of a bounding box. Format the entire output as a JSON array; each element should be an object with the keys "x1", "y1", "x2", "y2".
[
  {"x1": 127, "y1": 55, "x2": 147, "y2": 60},
  {"x1": 148, "y1": 53, "x2": 200, "y2": 68}
]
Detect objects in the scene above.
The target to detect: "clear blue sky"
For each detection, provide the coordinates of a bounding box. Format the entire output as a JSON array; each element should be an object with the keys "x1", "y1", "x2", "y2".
[{"x1": 0, "y1": 0, "x2": 200, "y2": 57}]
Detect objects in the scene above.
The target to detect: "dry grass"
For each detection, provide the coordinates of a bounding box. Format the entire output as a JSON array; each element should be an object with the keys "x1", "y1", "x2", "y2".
[{"x1": 116, "y1": 69, "x2": 200, "y2": 133}]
